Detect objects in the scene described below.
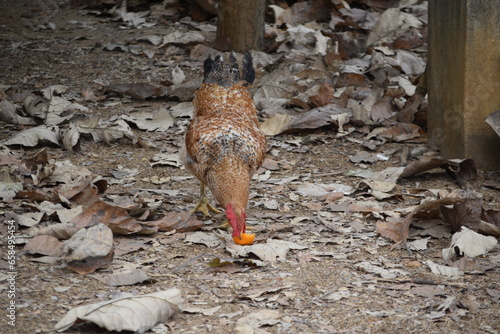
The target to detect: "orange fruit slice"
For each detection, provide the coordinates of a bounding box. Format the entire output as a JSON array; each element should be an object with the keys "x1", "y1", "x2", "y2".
[{"x1": 232, "y1": 233, "x2": 255, "y2": 245}]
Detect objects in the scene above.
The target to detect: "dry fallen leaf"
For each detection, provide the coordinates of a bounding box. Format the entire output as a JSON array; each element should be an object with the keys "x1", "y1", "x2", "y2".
[
  {"x1": 72, "y1": 200, "x2": 154, "y2": 235},
  {"x1": 154, "y1": 211, "x2": 205, "y2": 232},
  {"x1": 120, "y1": 108, "x2": 174, "y2": 132},
  {"x1": 234, "y1": 309, "x2": 281, "y2": 333},
  {"x1": 226, "y1": 239, "x2": 307, "y2": 264},
  {"x1": 2, "y1": 125, "x2": 60, "y2": 147},
  {"x1": 355, "y1": 261, "x2": 409, "y2": 279},
  {"x1": 485, "y1": 110, "x2": 500, "y2": 138},
  {"x1": 0, "y1": 99, "x2": 37, "y2": 125},
  {"x1": 93, "y1": 269, "x2": 151, "y2": 286},
  {"x1": 54, "y1": 289, "x2": 182, "y2": 332},
  {"x1": 185, "y1": 231, "x2": 223, "y2": 248},
  {"x1": 260, "y1": 113, "x2": 292, "y2": 136},
  {"x1": 442, "y1": 227, "x2": 498, "y2": 261},
  {"x1": 181, "y1": 305, "x2": 221, "y2": 316},
  {"x1": 67, "y1": 250, "x2": 115, "y2": 275},
  {"x1": 63, "y1": 223, "x2": 114, "y2": 261},
  {"x1": 426, "y1": 260, "x2": 463, "y2": 279},
  {"x1": 24, "y1": 235, "x2": 64, "y2": 257}
]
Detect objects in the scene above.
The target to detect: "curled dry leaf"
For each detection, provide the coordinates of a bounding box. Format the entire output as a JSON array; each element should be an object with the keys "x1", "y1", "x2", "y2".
[
  {"x1": 54, "y1": 289, "x2": 182, "y2": 333},
  {"x1": 260, "y1": 113, "x2": 293, "y2": 136},
  {"x1": 2, "y1": 125, "x2": 60, "y2": 147},
  {"x1": 442, "y1": 227, "x2": 498, "y2": 261},
  {"x1": 439, "y1": 191, "x2": 482, "y2": 232},
  {"x1": 60, "y1": 123, "x2": 80, "y2": 152},
  {"x1": 72, "y1": 200, "x2": 155, "y2": 235},
  {"x1": 485, "y1": 110, "x2": 500, "y2": 138},
  {"x1": 400, "y1": 157, "x2": 477, "y2": 180},
  {"x1": 0, "y1": 99, "x2": 37, "y2": 125}
]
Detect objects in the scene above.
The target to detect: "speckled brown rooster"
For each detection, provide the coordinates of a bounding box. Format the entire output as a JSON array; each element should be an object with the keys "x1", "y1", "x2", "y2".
[{"x1": 180, "y1": 52, "x2": 266, "y2": 241}]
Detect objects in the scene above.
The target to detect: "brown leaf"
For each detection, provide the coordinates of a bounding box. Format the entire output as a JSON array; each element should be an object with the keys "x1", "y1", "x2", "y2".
[
  {"x1": 61, "y1": 181, "x2": 100, "y2": 205},
  {"x1": 478, "y1": 220, "x2": 500, "y2": 237},
  {"x1": 310, "y1": 83, "x2": 334, "y2": 108},
  {"x1": 482, "y1": 209, "x2": 500, "y2": 227},
  {"x1": 392, "y1": 29, "x2": 425, "y2": 50},
  {"x1": 457, "y1": 159, "x2": 477, "y2": 181},
  {"x1": 439, "y1": 193, "x2": 482, "y2": 232},
  {"x1": 400, "y1": 157, "x2": 477, "y2": 181},
  {"x1": 114, "y1": 238, "x2": 148, "y2": 256},
  {"x1": 0, "y1": 153, "x2": 20, "y2": 166},
  {"x1": 24, "y1": 235, "x2": 64, "y2": 256},
  {"x1": 380, "y1": 191, "x2": 485, "y2": 245},
  {"x1": 376, "y1": 217, "x2": 409, "y2": 245},
  {"x1": 24, "y1": 147, "x2": 49, "y2": 170},
  {"x1": 376, "y1": 123, "x2": 426, "y2": 142},
  {"x1": 67, "y1": 249, "x2": 114, "y2": 275},
  {"x1": 15, "y1": 189, "x2": 58, "y2": 202},
  {"x1": 483, "y1": 180, "x2": 500, "y2": 191},
  {"x1": 396, "y1": 94, "x2": 424, "y2": 124},
  {"x1": 153, "y1": 211, "x2": 205, "y2": 232},
  {"x1": 400, "y1": 157, "x2": 448, "y2": 178},
  {"x1": 334, "y1": 72, "x2": 366, "y2": 87},
  {"x1": 71, "y1": 200, "x2": 146, "y2": 235}
]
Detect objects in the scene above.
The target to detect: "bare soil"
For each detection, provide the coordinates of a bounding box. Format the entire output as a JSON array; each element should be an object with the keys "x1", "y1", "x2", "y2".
[{"x1": 0, "y1": 1, "x2": 499, "y2": 334}]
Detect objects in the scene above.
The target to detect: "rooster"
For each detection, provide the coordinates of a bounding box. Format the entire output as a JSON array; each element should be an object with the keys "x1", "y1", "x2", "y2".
[{"x1": 180, "y1": 52, "x2": 266, "y2": 242}]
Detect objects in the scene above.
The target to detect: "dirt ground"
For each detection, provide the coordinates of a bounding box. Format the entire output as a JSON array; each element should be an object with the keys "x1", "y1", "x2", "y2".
[{"x1": 0, "y1": 1, "x2": 499, "y2": 334}]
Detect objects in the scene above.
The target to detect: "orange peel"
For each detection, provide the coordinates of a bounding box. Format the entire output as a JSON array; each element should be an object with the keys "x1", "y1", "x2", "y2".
[{"x1": 232, "y1": 233, "x2": 255, "y2": 245}]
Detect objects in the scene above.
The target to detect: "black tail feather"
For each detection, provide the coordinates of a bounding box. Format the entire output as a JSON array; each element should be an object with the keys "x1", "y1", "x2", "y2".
[{"x1": 202, "y1": 52, "x2": 255, "y2": 87}]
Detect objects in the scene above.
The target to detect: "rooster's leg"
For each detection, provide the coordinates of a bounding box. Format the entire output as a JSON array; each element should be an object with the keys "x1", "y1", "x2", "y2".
[{"x1": 191, "y1": 183, "x2": 221, "y2": 216}]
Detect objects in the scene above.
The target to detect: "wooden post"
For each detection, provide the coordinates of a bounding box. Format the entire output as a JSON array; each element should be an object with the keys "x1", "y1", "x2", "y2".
[
  {"x1": 428, "y1": 0, "x2": 500, "y2": 170},
  {"x1": 216, "y1": 0, "x2": 265, "y2": 51}
]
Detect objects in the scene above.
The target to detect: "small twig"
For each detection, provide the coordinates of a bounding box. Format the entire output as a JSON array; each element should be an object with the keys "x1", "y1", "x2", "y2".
[
  {"x1": 377, "y1": 278, "x2": 468, "y2": 288},
  {"x1": 148, "y1": 273, "x2": 180, "y2": 279},
  {"x1": 171, "y1": 254, "x2": 206, "y2": 274},
  {"x1": 313, "y1": 172, "x2": 343, "y2": 178}
]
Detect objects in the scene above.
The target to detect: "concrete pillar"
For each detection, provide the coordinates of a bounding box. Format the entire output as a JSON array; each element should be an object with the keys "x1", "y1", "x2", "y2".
[{"x1": 428, "y1": 0, "x2": 500, "y2": 170}]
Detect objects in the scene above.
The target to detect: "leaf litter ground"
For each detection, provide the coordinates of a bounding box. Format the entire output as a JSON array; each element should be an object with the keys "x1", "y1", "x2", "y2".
[{"x1": 0, "y1": 1, "x2": 499, "y2": 333}]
